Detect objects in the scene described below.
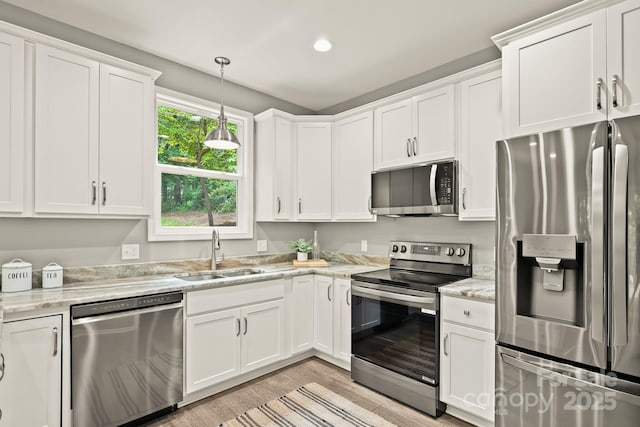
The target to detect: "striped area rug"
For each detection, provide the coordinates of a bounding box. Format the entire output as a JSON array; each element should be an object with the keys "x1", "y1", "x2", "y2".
[{"x1": 220, "y1": 383, "x2": 397, "y2": 427}]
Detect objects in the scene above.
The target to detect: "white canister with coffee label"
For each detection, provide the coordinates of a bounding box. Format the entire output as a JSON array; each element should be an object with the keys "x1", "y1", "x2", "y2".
[
  {"x1": 2, "y1": 259, "x2": 33, "y2": 292},
  {"x1": 42, "y1": 262, "x2": 63, "y2": 288}
]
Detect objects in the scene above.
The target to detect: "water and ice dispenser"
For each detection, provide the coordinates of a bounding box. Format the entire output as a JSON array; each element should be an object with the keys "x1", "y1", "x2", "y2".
[{"x1": 516, "y1": 234, "x2": 584, "y2": 327}]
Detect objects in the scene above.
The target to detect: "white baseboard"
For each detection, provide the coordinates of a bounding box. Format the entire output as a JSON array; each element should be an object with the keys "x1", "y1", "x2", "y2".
[{"x1": 446, "y1": 405, "x2": 494, "y2": 427}]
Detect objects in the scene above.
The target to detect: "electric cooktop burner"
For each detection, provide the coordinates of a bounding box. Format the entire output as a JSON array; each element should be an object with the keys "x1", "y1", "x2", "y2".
[{"x1": 351, "y1": 241, "x2": 472, "y2": 293}]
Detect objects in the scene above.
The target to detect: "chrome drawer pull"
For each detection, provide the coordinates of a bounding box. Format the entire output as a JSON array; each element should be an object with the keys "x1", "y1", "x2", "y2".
[{"x1": 463, "y1": 309, "x2": 470, "y2": 316}]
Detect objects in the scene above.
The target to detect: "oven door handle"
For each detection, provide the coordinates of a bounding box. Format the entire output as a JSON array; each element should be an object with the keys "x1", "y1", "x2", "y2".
[{"x1": 351, "y1": 284, "x2": 436, "y2": 309}]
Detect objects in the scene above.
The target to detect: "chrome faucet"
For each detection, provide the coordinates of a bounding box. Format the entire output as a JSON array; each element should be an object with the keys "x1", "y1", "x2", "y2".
[{"x1": 211, "y1": 229, "x2": 224, "y2": 270}]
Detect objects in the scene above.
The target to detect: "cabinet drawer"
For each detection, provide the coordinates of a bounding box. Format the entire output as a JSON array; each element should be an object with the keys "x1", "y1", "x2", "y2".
[
  {"x1": 442, "y1": 296, "x2": 494, "y2": 331},
  {"x1": 187, "y1": 279, "x2": 284, "y2": 316}
]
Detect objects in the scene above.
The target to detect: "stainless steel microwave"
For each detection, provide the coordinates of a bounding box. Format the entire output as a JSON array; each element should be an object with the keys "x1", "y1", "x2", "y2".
[{"x1": 370, "y1": 161, "x2": 457, "y2": 216}]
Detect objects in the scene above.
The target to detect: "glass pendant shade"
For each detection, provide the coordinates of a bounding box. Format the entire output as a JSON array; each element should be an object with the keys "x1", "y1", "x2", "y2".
[{"x1": 204, "y1": 56, "x2": 240, "y2": 150}]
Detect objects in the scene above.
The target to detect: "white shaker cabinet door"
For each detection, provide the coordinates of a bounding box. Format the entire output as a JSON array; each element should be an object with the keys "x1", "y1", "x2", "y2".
[
  {"x1": 504, "y1": 9, "x2": 607, "y2": 137},
  {"x1": 185, "y1": 308, "x2": 242, "y2": 394},
  {"x1": 333, "y1": 111, "x2": 374, "y2": 220},
  {"x1": 99, "y1": 64, "x2": 154, "y2": 215},
  {"x1": 241, "y1": 299, "x2": 285, "y2": 373},
  {"x1": 314, "y1": 276, "x2": 334, "y2": 355},
  {"x1": 291, "y1": 275, "x2": 315, "y2": 354},
  {"x1": 0, "y1": 32, "x2": 24, "y2": 214},
  {"x1": 374, "y1": 99, "x2": 412, "y2": 170},
  {"x1": 458, "y1": 71, "x2": 502, "y2": 221},
  {"x1": 296, "y1": 122, "x2": 332, "y2": 220},
  {"x1": 333, "y1": 278, "x2": 352, "y2": 363},
  {"x1": 273, "y1": 117, "x2": 295, "y2": 219},
  {"x1": 607, "y1": 0, "x2": 640, "y2": 119},
  {"x1": 34, "y1": 44, "x2": 100, "y2": 214},
  {"x1": 412, "y1": 84, "x2": 455, "y2": 162},
  {"x1": 0, "y1": 315, "x2": 62, "y2": 427}
]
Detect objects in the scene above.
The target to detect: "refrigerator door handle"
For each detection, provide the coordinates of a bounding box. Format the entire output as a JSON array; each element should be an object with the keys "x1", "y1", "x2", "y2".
[
  {"x1": 612, "y1": 144, "x2": 629, "y2": 346},
  {"x1": 501, "y1": 353, "x2": 640, "y2": 407},
  {"x1": 591, "y1": 146, "x2": 605, "y2": 343}
]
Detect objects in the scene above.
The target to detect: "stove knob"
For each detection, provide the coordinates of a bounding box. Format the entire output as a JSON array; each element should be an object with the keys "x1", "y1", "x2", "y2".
[
  {"x1": 444, "y1": 247, "x2": 454, "y2": 256},
  {"x1": 392, "y1": 244, "x2": 399, "y2": 253},
  {"x1": 456, "y1": 248, "x2": 466, "y2": 257},
  {"x1": 400, "y1": 245, "x2": 407, "y2": 253}
]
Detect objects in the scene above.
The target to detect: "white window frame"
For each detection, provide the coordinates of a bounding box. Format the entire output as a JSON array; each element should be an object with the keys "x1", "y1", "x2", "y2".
[{"x1": 148, "y1": 87, "x2": 254, "y2": 241}]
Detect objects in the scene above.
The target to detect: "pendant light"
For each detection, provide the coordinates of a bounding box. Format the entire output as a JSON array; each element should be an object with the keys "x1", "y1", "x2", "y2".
[{"x1": 204, "y1": 56, "x2": 240, "y2": 150}]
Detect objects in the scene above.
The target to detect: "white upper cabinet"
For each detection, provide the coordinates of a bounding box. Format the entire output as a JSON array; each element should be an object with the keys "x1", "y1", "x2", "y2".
[
  {"x1": 0, "y1": 32, "x2": 25, "y2": 214},
  {"x1": 503, "y1": 10, "x2": 607, "y2": 137},
  {"x1": 99, "y1": 64, "x2": 153, "y2": 215},
  {"x1": 374, "y1": 84, "x2": 455, "y2": 170},
  {"x1": 500, "y1": 0, "x2": 640, "y2": 136},
  {"x1": 458, "y1": 70, "x2": 502, "y2": 221},
  {"x1": 34, "y1": 44, "x2": 100, "y2": 214},
  {"x1": 607, "y1": 0, "x2": 640, "y2": 119},
  {"x1": 296, "y1": 122, "x2": 332, "y2": 220},
  {"x1": 333, "y1": 111, "x2": 374, "y2": 220},
  {"x1": 255, "y1": 112, "x2": 295, "y2": 220}
]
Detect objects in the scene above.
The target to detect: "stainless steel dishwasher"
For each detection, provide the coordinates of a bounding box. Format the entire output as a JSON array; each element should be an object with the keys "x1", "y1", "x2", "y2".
[{"x1": 71, "y1": 292, "x2": 183, "y2": 427}]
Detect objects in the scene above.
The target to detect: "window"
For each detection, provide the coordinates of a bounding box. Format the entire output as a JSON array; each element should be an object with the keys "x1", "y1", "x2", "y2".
[{"x1": 149, "y1": 87, "x2": 253, "y2": 240}]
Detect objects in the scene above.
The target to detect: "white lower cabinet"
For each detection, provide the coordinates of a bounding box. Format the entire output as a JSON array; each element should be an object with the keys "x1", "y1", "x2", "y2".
[
  {"x1": 333, "y1": 278, "x2": 351, "y2": 363},
  {"x1": 0, "y1": 315, "x2": 62, "y2": 427},
  {"x1": 185, "y1": 280, "x2": 285, "y2": 394},
  {"x1": 440, "y1": 295, "x2": 495, "y2": 425},
  {"x1": 314, "y1": 275, "x2": 334, "y2": 355},
  {"x1": 290, "y1": 275, "x2": 315, "y2": 354}
]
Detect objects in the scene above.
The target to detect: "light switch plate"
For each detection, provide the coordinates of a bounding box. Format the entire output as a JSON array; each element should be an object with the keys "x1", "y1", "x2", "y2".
[
  {"x1": 257, "y1": 240, "x2": 268, "y2": 252},
  {"x1": 361, "y1": 240, "x2": 368, "y2": 252},
  {"x1": 122, "y1": 244, "x2": 140, "y2": 260}
]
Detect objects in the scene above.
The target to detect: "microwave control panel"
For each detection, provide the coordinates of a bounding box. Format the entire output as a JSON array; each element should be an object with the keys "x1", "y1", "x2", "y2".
[{"x1": 437, "y1": 163, "x2": 454, "y2": 205}]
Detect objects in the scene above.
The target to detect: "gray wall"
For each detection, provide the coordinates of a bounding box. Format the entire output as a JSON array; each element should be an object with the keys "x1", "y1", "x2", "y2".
[{"x1": 316, "y1": 218, "x2": 495, "y2": 266}]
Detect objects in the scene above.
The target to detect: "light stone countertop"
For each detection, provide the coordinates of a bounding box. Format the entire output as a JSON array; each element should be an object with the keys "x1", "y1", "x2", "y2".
[{"x1": 439, "y1": 277, "x2": 495, "y2": 302}]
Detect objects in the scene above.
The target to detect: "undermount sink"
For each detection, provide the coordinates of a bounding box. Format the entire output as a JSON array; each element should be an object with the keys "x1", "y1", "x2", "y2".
[
  {"x1": 177, "y1": 272, "x2": 225, "y2": 281},
  {"x1": 218, "y1": 268, "x2": 263, "y2": 277}
]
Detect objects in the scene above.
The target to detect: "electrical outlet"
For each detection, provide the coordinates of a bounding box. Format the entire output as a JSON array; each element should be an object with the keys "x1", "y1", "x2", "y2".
[
  {"x1": 122, "y1": 244, "x2": 140, "y2": 260},
  {"x1": 257, "y1": 240, "x2": 268, "y2": 252},
  {"x1": 361, "y1": 240, "x2": 368, "y2": 252}
]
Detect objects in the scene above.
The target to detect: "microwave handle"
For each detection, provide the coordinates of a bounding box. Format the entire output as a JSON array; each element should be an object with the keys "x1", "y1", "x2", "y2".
[{"x1": 429, "y1": 164, "x2": 438, "y2": 206}]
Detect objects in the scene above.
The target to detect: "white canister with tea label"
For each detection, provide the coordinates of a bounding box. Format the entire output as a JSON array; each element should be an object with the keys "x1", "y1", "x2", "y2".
[
  {"x1": 42, "y1": 262, "x2": 63, "y2": 288},
  {"x1": 2, "y1": 259, "x2": 33, "y2": 292}
]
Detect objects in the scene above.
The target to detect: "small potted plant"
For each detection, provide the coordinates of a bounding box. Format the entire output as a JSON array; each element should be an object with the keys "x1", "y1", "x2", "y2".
[{"x1": 289, "y1": 238, "x2": 313, "y2": 262}]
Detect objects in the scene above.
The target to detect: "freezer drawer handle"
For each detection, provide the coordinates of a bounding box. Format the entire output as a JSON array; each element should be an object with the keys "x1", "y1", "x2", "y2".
[{"x1": 501, "y1": 353, "x2": 640, "y2": 407}]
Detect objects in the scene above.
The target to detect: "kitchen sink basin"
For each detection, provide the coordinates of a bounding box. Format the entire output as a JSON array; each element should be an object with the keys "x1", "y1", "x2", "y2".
[
  {"x1": 219, "y1": 268, "x2": 263, "y2": 277},
  {"x1": 176, "y1": 272, "x2": 225, "y2": 281}
]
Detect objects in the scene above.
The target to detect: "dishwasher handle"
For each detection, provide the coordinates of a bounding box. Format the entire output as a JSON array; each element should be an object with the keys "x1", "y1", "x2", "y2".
[{"x1": 72, "y1": 301, "x2": 183, "y2": 325}]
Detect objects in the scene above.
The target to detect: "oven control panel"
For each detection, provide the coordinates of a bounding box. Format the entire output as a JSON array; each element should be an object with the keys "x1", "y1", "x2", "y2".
[{"x1": 389, "y1": 241, "x2": 471, "y2": 265}]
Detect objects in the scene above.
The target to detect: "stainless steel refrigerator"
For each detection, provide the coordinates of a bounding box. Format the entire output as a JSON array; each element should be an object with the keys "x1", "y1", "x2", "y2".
[{"x1": 496, "y1": 115, "x2": 640, "y2": 426}]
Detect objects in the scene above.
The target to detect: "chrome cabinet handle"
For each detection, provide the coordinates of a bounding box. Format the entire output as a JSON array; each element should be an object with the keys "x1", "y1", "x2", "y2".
[
  {"x1": 406, "y1": 139, "x2": 411, "y2": 157},
  {"x1": 463, "y1": 309, "x2": 470, "y2": 316},
  {"x1": 91, "y1": 181, "x2": 97, "y2": 205},
  {"x1": 243, "y1": 317, "x2": 248, "y2": 335},
  {"x1": 0, "y1": 353, "x2": 5, "y2": 381},
  {"x1": 102, "y1": 182, "x2": 107, "y2": 205},
  {"x1": 462, "y1": 188, "x2": 467, "y2": 210},
  {"x1": 277, "y1": 197, "x2": 281, "y2": 214},
  {"x1": 298, "y1": 198, "x2": 302, "y2": 214},
  {"x1": 443, "y1": 334, "x2": 449, "y2": 356},
  {"x1": 236, "y1": 317, "x2": 241, "y2": 336},
  {"x1": 328, "y1": 284, "x2": 332, "y2": 302},
  {"x1": 612, "y1": 75, "x2": 619, "y2": 108},
  {"x1": 53, "y1": 327, "x2": 58, "y2": 357},
  {"x1": 412, "y1": 137, "x2": 417, "y2": 156},
  {"x1": 346, "y1": 288, "x2": 351, "y2": 306},
  {"x1": 596, "y1": 78, "x2": 603, "y2": 110}
]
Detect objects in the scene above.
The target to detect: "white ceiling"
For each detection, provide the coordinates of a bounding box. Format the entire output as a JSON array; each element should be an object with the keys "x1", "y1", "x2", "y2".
[{"x1": 7, "y1": 0, "x2": 580, "y2": 111}]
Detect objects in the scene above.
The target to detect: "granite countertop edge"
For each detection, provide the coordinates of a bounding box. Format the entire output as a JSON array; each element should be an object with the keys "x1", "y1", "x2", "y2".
[{"x1": 439, "y1": 277, "x2": 496, "y2": 302}]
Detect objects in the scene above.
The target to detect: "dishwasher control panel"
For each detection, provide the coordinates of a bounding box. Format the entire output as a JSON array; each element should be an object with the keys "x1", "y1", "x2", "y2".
[{"x1": 71, "y1": 292, "x2": 183, "y2": 318}]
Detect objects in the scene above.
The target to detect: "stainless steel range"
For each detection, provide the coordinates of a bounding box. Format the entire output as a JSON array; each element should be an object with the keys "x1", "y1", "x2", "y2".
[{"x1": 350, "y1": 241, "x2": 472, "y2": 417}]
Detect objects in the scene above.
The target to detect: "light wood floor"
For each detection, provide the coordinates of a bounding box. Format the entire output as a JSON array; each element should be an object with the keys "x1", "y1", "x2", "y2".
[{"x1": 147, "y1": 357, "x2": 472, "y2": 427}]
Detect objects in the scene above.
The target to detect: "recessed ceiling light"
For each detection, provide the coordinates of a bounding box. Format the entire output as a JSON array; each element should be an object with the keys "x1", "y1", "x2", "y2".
[{"x1": 313, "y1": 38, "x2": 332, "y2": 52}]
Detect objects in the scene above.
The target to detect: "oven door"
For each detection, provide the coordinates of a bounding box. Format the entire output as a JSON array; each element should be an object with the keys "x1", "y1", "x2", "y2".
[{"x1": 351, "y1": 281, "x2": 439, "y2": 385}]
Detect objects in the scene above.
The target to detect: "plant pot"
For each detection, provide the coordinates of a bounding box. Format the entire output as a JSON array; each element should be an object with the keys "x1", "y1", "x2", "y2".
[{"x1": 297, "y1": 252, "x2": 308, "y2": 262}]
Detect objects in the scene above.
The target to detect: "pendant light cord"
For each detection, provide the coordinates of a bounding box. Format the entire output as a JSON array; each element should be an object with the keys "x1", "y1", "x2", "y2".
[{"x1": 219, "y1": 61, "x2": 225, "y2": 118}]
